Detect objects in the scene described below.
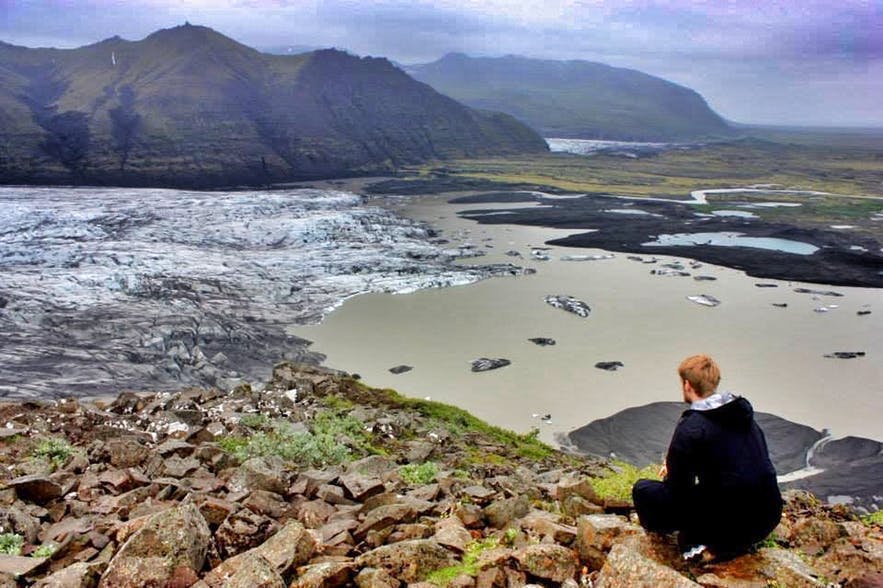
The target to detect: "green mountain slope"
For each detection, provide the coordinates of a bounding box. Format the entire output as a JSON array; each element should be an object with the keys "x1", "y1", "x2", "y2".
[
  {"x1": 407, "y1": 53, "x2": 733, "y2": 142},
  {"x1": 0, "y1": 26, "x2": 547, "y2": 188}
]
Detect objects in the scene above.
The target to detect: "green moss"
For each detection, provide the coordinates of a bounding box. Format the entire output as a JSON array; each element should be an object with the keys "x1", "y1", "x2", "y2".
[
  {"x1": 399, "y1": 462, "x2": 439, "y2": 485},
  {"x1": 397, "y1": 396, "x2": 554, "y2": 461},
  {"x1": 322, "y1": 394, "x2": 356, "y2": 412},
  {"x1": 0, "y1": 534, "x2": 23, "y2": 556},
  {"x1": 590, "y1": 461, "x2": 661, "y2": 502},
  {"x1": 862, "y1": 510, "x2": 883, "y2": 526},
  {"x1": 424, "y1": 536, "x2": 501, "y2": 586},
  {"x1": 32, "y1": 543, "x2": 56, "y2": 558},
  {"x1": 238, "y1": 413, "x2": 271, "y2": 429}
]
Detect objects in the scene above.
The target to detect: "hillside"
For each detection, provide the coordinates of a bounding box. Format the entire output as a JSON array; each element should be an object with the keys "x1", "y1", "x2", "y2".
[
  {"x1": 407, "y1": 53, "x2": 733, "y2": 141},
  {"x1": 0, "y1": 26, "x2": 547, "y2": 188},
  {"x1": 0, "y1": 362, "x2": 879, "y2": 586}
]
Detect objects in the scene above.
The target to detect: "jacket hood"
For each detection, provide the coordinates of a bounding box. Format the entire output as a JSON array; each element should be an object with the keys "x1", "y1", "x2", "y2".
[{"x1": 689, "y1": 394, "x2": 754, "y2": 429}]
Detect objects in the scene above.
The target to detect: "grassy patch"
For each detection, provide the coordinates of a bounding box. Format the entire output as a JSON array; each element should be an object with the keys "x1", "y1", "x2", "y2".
[
  {"x1": 399, "y1": 461, "x2": 439, "y2": 485},
  {"x1": 590, "y1": 461, "x2": 661, "y2": 502},
  {"x1": 31, "y1": 437, "x2": 74, "y2": 471},
  {"x1": 399, "y1": 397, "x2": 555, "y2": 461},
  {"x1": 424, "y1": 536, "x2": 500, "y2": 586},
  {"x1": 862, "y1": 510, "x2": 883, "y2": 526},
  {"x1": 0, "y1": 534, "x2": 23, "y2": 556}
]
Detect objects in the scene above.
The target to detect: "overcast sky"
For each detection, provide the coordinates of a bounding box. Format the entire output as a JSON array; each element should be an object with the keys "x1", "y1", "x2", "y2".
[{"x1": 2, "y1": 0, "x2": 882, "y2": 127}]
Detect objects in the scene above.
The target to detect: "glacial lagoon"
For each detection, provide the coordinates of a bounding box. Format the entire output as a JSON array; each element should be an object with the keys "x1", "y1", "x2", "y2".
[{"x1": 296, "y1": 195, "x2": 883, "y2": 446}]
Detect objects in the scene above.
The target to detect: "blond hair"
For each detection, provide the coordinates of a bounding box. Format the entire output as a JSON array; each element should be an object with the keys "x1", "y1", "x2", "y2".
[{"x1": 678, "y1": 354, "x2": 721, "y2": 397}]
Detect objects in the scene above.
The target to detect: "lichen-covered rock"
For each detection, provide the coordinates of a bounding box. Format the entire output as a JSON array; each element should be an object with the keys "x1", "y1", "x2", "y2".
[
  {"x1": 214, "y1": 509, "x2": 279, "y2": 559},
  {"x1": 433, "y1": 517, "x2": 473, "y2": 553},
  {"x1": 202, "y1": 552, "x2": 285, "y2": 588},
  {"x1": 514, "y1": 543, "x2": 579, "y2": 583},
  {"x1": 484, "y1": 494, "x2": 530, "y2": 529},
  {"x1": 556, "y1": 477, "x2": 599, "y2": 504},
  {"x1": 291, "y1": 561, "x2": 353, "y2": 587},
  {"x1": 228, "y1": 456, "x2": 287, "y2": 494},
  {"x1": 355, "y1": 539, "x2": 456, "y2": 583},
  {"x1": 98, "y1": 502, "x2": 210, "y2": 587},
  {"x1": 104, "y1": 437, "x2": 150, "y2": 468},
  {"x1": 6, "y1": 475, "x2": 63, "y2": 504},
  {"x1": 816, "y1": 535, "x2": 883, "y2": 585},
  {"x1": 355, "y1": 567, "x2": 401, "y2": 588},
  {"x1": 697, "y1": 548, "x2": 828, "y2": 588},
  {"x1": 33, "y1": 562, "x2": 100, "y2": 587},
  {"x1": 355, "y1": 503, "x2": 418, "y2": 540},
  {"x1": 576, "y1": 514, "x2": 641, "y2": 570},
  {"x1": 594, "y1": 540, "x2": 701, "y2": 587}
]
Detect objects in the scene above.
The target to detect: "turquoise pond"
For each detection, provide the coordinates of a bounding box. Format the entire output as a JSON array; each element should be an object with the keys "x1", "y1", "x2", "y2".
[{"x1": 643, "y1": 232, "x2": 819, "y2": 255}]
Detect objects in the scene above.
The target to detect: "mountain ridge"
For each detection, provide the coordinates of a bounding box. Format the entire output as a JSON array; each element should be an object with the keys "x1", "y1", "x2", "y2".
[
  {"x1": 407, "y1": 52, "x2": 733, "y2": 141},
  {"x1": 0, "y1": 25, "x2": 547, "y2": 188}
]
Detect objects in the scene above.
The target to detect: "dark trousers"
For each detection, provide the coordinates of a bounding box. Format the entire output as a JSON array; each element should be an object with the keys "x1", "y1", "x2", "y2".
[
  {"x1": 632, "y1": 478, "x2": 681, "y2": 534},
  {"x1": 632, "y1": 478, "x2": 782, "y2": 554}
]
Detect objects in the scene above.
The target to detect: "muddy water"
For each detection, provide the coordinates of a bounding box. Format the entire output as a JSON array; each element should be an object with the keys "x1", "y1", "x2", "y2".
[{"x1": 294, "y1": 196, "x2": 883, "y2": 445}]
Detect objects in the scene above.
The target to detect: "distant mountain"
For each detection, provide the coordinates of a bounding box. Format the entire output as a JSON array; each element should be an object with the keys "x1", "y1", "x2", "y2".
[
  {"x1": 407, "y1": 53, "x2": 733, "y2": 142},
  {"x1": 0, "y1": 26, "x2": 547, "y2": 188}
]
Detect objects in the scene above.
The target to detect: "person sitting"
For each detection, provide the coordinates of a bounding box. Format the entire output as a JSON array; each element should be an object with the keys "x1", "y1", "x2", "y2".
[{"x1": 632, "y1": 354, "x2": 783, "y2": 560}]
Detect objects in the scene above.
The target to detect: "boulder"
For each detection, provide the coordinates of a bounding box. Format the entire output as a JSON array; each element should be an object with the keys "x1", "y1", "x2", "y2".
[
  {"x1": 339, "y1": 472, "x2": 386, "y2": 502},
  {"x1": 696, "y1": 548, "x2": 828, "y2": 588},
  {"x1": 104, "y1": 438, "x2": 150, "y2": 468},
  {"x1": 33, "y1": 562, "x2": 100, "y2": 587},
  {"x1": 513, "y1": 544, "x2": 578, "y2": 583},
  {"x1": 215, "y1": 509, "x2": 279, "y2": 559},
  {"x1": 0, "y1": 505, "x2": 42, "y2": 543},
  {"x1": 0, "y1": 555, "x2": 48, "y2": 579},
  {"x1": 484, "y1": 495, "x2": 530, "y2": 529},
  {"x1": 228, "y1": 457, "x2": 287, "y2": 495},
  {"x1": 576, "y1": 514, "x2": 641, "y2": 570},
  {"x1": 99, "y1": 502, "x2": 210, "y2": 587},
  {"x1": 355, "y1": 503, "x2": 418, "y2": 540},
  {"x1": 202, "y1": 552, "x2": 285, "y2": 588},
  {"x1": 291, "y1": 561, "x2": 353, "y2": 587},
  {"x1": 6, "y1": 475, "x2": 63, "y2": 504},
  {"x1": 556, "y1": 477, "x2": 599, "y2": 504},
  {"x1": 433, "y1": 517, "x2": 473, "y2": 553},
  {"x1": 594, "y1": 540, "x2": 700, "y2": 587},
  {"x1": 355, "y1": 539, "x2": 456, "y2": 583},
  {"x1": 355, "y1": 567, "x2": 401, "y2": 588},
  {"x1": 205, "y1": 520, "x2": 316, "y2": 585}
]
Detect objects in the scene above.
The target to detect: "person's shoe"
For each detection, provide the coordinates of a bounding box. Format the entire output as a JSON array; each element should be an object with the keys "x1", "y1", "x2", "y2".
[{"x1": 682, "y1": 544, "x2": 708, "y2": 562}]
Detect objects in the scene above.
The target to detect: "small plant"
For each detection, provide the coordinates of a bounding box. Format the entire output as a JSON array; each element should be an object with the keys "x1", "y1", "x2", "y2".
[
  {"x1": 32, "y1": 543, "x2": 56, "y2": 558},
  {"x1": 399, "y1": 461, "x2": 438, "y2": 485},
  {"x1": 0, "y1": 533, "x2": 23, "y2": 556},
  {"x1": 238, "y1": 413, "x2": 271, "y2": 429},
  {"x1": 31, "y1": 438, "x2": 74, "y2": 470},
  {"x1": 590, "y1": 461, "x2": 661, "y2": 502},
  {"x1": 218, "y1": 411, "x2": 381, "y2": 468},
  {"x1": 425, "y1": 536, "x2": 501, "y2": 586}
]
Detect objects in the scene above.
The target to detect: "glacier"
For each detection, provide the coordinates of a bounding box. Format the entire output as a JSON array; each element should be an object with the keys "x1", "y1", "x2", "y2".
[{"x1": 0, "y1": 186, "x2": 521, "y2": 398}]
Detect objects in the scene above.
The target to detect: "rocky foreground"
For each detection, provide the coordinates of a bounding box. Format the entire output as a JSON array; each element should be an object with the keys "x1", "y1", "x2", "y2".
[{"x1": 0, "y1": 364, "x2": 880, "y2": 587}]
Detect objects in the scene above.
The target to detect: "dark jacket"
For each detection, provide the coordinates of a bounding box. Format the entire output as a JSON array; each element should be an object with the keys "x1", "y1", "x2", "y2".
[{"x1": 664, "y1": 395, "x2": 783, "y2": 551}]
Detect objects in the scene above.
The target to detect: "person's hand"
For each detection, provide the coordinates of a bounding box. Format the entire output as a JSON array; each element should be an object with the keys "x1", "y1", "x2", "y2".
[{"x1": 658, "y1": 461, "x2": 668, "y2": 479}]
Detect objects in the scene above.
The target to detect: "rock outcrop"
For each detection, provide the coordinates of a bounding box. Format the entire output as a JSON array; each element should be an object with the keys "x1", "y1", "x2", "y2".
[{"x1": 0, "y1": 363, "x2": 879, "y2": 586}]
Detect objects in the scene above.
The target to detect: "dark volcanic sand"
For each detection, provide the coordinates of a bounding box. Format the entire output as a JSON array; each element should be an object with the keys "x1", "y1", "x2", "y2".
[
  {"x1": 449, "y1": 192, "x2": 883, "y2": 288},
  {"x1": 562, "y1": 401, "x2": 882, "y2": 509}
]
